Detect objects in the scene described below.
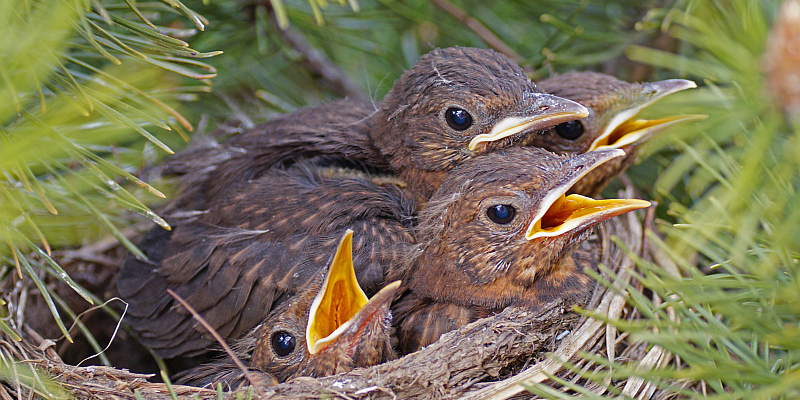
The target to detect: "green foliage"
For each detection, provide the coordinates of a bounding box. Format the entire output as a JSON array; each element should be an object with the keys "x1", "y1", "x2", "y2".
[
  {"x1": 648, "y1": 1, "x2": 800, "y2": 395},
  {"x1": 0, "y1": 360, "x2": 69, "y2": 399},
  {"x1": 0, "y1": 0, "x2": 218, "y2": 344},
  {"x1": 268, "y1": 0, "x2": 360, "y2": 29},
  {"x1": 526, "y1": 0, "x2": 800, "y2": 398},
  {"x1": 181, "y1": 0, "x2": 666, "y2": 125}
]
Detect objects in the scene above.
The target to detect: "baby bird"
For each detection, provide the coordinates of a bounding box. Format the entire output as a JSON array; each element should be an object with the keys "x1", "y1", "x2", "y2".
[
  {"x1": 119, "y1": 146, "x2": 649, "y2": 359},
  {"x1": 175, "y1": 231, "x2": 400, "y2": 389},
  {"x1": 529, "y1": 71, "x2": 705, "y2": 196},
  {"x1": 391, "y1": 147, "x2": 651, "y2": 353},
  {"x1": 162, "y1": 46, "x2": 589, "y2": 208}
]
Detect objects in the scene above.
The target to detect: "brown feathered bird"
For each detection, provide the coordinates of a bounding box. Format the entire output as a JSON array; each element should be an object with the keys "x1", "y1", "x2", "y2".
[
  {"x1": 166, "y1": 69, "x2": 701, "y2": 215},
  {"x1": 117, "y1": 46, "x2": 589, "y2": 359},
  {"x1": 118, "y1": 145, "x2": 648, "y2": 360},
  {"x1": 123, "y1": 54, "x2": 706, "y2": 360},
  {"x1": 118, "y1": 161, "x2": 418, "y2": 358},
  {"x1": 529, "y1": 71, "x2": 705, "y2": 196},
  {"x1": 163, "y1": 46, "x2": 589, "y2": 207},
  {"x1": 390, "y1": 147, "x2": 651, "y2": 353},
  {"x1": 175, "y1": 231, "x2": 399, "y2": 389}
]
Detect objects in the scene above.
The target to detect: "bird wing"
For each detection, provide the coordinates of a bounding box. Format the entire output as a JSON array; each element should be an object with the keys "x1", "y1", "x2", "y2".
[
  {"x1": 174, "y1": 361, "x2": 279, "y2": 389},
  {"x1": 159, "y1": 99, "x2": 386, "y2": 212},
  {"x1": 118, "y1": 162, "x2": 416, "y2": 358}
]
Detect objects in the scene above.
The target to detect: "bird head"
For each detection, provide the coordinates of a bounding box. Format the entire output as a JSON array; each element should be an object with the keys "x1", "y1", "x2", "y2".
[
  {"x1": 525, "y1": 72, "x2": 706, "y2": 196},
  {"x1": 371, "y1": 47, "x2": 589, "y2": 198},
  {"x1": 405, "y1": 147, "x2": 650, "y2": 309},
  {"x1": 250, "y1": 230, "x2": 398, "y2": 381}
]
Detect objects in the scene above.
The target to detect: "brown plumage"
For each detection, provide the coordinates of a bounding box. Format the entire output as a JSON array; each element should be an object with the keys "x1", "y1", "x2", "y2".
[
  {"x1": 530, "y1": 72, "x2": 704, "y2": 196},
  {"x1": 118, "y1": 147, "x2": 646, "y2": 360},
  {"x1": 118, "y1": 46, "x2": 589, "y2": 360},
  {"x1": 165, "y1": 68, "x2": 701, "y2": 217},
  {"x1": 175, "y1": 232, "x2": 399, "y2": 389},
  {"x1": 121, "y1": 58, "x2": 704, "y2": 361},
  {"x1": 390, "y1": 147, "x2": 650, "y2": 353},
  {"x1": 118, "y1": 163, "x2": 417, "y2": 358}
]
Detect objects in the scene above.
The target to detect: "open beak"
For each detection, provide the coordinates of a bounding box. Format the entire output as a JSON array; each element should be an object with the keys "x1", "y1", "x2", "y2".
[
  {"x1": 306, "y1": 230, "x2": 400, "y2": 354},
  {"x1": 589, "y1": 79, "x2": 707, "y2": 151},
  {"x1": 525, "y1": 149, "x2": 651, "y2": 240},
  {"x1": 468, "y1": 94, "x2": 589, "y2": 151},
  {"x1": 313, "y1": 280, "x2": 400, "y2": 356}
]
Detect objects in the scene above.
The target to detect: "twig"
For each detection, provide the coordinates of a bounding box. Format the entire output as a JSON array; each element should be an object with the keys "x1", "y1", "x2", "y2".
[
  {"x1": 462, "y1": 293, "x2": 615, "y2": 400},
  {"x1": 166, "y1": 289, "x2": 266, "y2": 397},
  {"x1": 277, "y1": 27, "x2": 367, "y2": 101},
  {"x1": 329, "y1": 388, "x2": 357, "y2": 400},
  {"x1": 430, "y1": 0, "x2": 525, "y2": 68}
]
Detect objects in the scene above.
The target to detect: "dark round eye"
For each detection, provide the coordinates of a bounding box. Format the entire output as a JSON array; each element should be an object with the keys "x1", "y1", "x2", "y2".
[
  {"x1": 445, "y1": 107, "x2": 473, "y2": 131},
  {"x1": 271, "y1": 331, "x2": 296, "y2": 357},
  {"x1": 487, "y1": 204, "x2": 516, "y2": 224},
  {"x1": 554, "y1": 120, "x2": 584, "y2": 140}
]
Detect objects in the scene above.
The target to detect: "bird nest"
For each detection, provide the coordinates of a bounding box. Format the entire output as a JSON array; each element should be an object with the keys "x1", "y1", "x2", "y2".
[{"x1": 0, "y1": 187, "x2": 685, "y2": 399}]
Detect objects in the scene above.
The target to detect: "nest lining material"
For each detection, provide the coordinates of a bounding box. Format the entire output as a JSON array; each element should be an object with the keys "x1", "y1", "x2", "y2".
[{"x1": 0, "y1": 187, "x2": 682, "y2": 399}]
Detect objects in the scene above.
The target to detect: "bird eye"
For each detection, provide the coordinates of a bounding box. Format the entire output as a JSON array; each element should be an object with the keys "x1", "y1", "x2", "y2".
[
  {"x1": 554, "y1": 120, "x2": 584, "y2": 140},
  {"x1": 486, "y1": 204, "x2": 516, "y2": 224},
  {"x1": 271, "y1": 331, "x2": 296, "y2": 357},
  {"x1": 445, "y1": 107, "x2": 473, "y2": 131}
]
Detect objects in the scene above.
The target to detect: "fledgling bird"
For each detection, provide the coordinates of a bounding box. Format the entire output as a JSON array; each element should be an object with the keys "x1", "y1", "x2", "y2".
[
  {"x1": 117, "y1": 47, "x2": 590, "y2": 359},
  {"x1": 175, "y1": 231, "x2": 400, "y2": 389},
  {"x1": 528, "y1": 71, "x2": 706, "y2": 196},
  {"x1": 390, "y1": 147, "x2": 651, "y2": 354},
  {"x1": 166, "y1": 65, "x2": 703, "y2": 214},
  {"x1": 117, "y1": 147, "x2": 646, "y2": 360},
  {"x1": 118, "y1": 160, "x2": 418, "y2": 359},
  {"x1": 164, "y1": 46, "x2": 590, "y2": 207}
]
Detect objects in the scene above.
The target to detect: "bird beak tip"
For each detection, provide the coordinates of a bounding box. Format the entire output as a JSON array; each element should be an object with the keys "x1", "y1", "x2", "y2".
[
  {"x1": 644, "y1": 79, "x2": 698, "y2": 95},
  {"x1": 609, "y1": 148, "x2": 626, "y2": 159},
  {"x1": 588, "y1": 78, "x2": 704, "y2": 152},
  {"x1": 522, "y1": 150, "x2": 652, "y2": 241}
]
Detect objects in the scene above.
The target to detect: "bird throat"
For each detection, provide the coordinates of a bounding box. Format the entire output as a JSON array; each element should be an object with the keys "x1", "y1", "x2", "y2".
[
  {"x1": 312, "y1": 280, "x2": 363, "y2": 341},
  {"x1": 307, "y1": 231, "x2": 369, "y2": 354}
]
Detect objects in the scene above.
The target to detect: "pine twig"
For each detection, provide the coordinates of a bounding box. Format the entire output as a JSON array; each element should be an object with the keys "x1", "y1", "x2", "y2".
[
  {"x1": 167, "y1": 289, "x2": 267, "y2": 397},
  {"x1": 277, "y1": 27, "x2": 368, "y2": 100},
  {"x1": 431, "y1": 0, "x2": 525, "y2": 70}
]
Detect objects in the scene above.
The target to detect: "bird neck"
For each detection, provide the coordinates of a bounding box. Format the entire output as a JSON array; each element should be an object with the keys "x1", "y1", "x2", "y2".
[
  {"x1": 396, "y1": 169, "x2": 447, "y2": 201},
  {"x1": 391, "y1": 290, "x2": 493, "y2": 354},
  {"x1": 394, "y1": 246, "x2": 597, "y2": 353},
  {"x1": 403, "y1": 242, "x2": 597, "y2": 310},
  {"x1": 368, "y1": 122, "x2": 449, "y2": 199}
]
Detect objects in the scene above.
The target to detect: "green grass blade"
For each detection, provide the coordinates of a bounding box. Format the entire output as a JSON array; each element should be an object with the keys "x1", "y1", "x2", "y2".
[{"x1": 15, "y1": 247, "x2": 73, "y2": 342}]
